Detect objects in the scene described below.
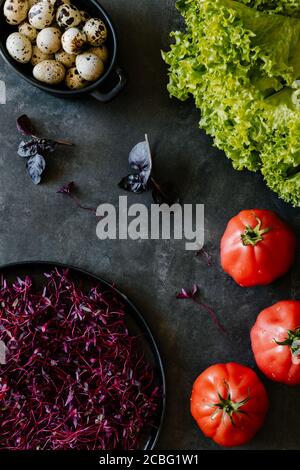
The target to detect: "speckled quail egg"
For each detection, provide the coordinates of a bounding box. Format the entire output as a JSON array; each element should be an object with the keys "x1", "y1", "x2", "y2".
[
  {"x1": 28, "y1": 1, "x2": 54, "y2": 29},
  {"x1": 36, "y1": 26, "x2": 61, "y2": 54},
  {"x1": 18, "y1": 21, "x2": 37, "y2": 42},
  {"x1": 28, "y1": 0, "x2": 39, "y2": 7},
  {"x1": 6, "y1": 32, "x2": 32, "y2": 63},
  {"x1": 88, "y1": 45, "x2": 108, "y2": 63},
  {"x1": 76, "y1": 52, "x2": 104, "y2": 81},
  {"x1": 56, "y1": 3, "x2": 81, "y2": 29},
  {"x1": 83, "y1": 18, "x2": 107, "y2": 46},
  {"x1": 33, "y1": 59, "x2": 65, "y2": 84},
  {"x1": 31, "y1": 44, "x2": 53, "y2": 65},
  {"x1": 65, "y1": 66, "x2": 87, "y2": 89},
  {"x1": 55, "y1": 49, "x2": 75, "y2": 68},
  {"x1": 61, "y1": 27, "x2": 86, "y2": 54},
  {"x1": 50, "y1": 0, "x2": 70, "y2": 6},
  {"x1": 79, "y1": 10, "x2": 90, "y2": 24},
  {"x1": 4, "y1": 0, "x2": 28, "y2": 25}
]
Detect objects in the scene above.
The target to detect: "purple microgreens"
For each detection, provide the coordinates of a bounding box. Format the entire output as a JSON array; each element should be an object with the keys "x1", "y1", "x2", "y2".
[
  {"x1": 119, "y1": 135, "x2": 179, "y2": 205},
  {"x1": 176, "y1": 284, "x2": 226, "y2": 334},
  {"x1": 0, "y1": 269, "x2": 161, "y2": 450},
  {"x1": 16, "y1": 115, "x2": 73, "y2": 184},
  {"x1": 196, "y1": 248, "x2": 213, "y2": 266},
  {"x1": 57, "y1": 182, "x2": 96, "y2": 214}
]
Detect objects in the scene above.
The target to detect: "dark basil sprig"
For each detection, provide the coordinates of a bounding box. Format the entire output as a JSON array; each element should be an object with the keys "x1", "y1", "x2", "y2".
[
  {"x1": 119, "y1": 134, "x2": 179, "y2": 204},
  {"x1": 16, "y1": 115, "x2": 73, "y2": 185}
]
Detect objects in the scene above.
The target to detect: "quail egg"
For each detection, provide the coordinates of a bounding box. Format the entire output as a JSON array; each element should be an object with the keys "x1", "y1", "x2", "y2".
[
  {"x1": 33, "y1": 59, "x2": 65, "y2": 84},
  {"x1": 88, "y1": 45, "x2": 108, "y2": 63},
  {"x1": 55, "y1": 49, "x2": 75, "y2": 68},
  {"x1": 31, "y1": 44, "x2": 53, "y2": 65},
  {"x1": 28, "y1": 1, "x2": 54, "y2": 29},
  {"x1": 37, "y1": 26, "x2": 61, "y2": 53},
  {"x1": 28, "y1": 0, "x2": 39, "y2": 6},
  {"x1": 83, "y1": 18, "x2": 107, "y2": 46},
  {"x1": 4, "y1": 0, "x2": 28, "y2": 25},
  {"x1": 79, "y1": 10, "x2": 90, "y2": 24},
  {"x1": 61, "y1": 27, "x2": 86, "y2": 54},
  {"x1": 6, "y1": 32, "x2": 32, "y2": 63},
  {"x1": 56, "y1": 3, "x2": 81, "y2": 29},
  {"x1": 76, "y1": 52, "x2": 104, "y2": 81},
  {"x1": 18, "y1": 21, "x2": 37, "y2": 42},
  {"x1": 65, "y1": 66, "x2": 87, "y2": 89},
  {"x1": 50, "y1": 0, "x2": 70, "y2": 6}
]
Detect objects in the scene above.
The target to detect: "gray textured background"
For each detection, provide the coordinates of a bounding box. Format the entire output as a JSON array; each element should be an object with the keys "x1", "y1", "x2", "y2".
[{"x1": 0, "y1": 0, "x2": 300, "y2": 450}]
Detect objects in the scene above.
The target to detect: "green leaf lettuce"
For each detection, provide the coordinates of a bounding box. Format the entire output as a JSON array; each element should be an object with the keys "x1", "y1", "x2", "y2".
[{"x1": 163, "y1": 0, "x2": 300, "y2": 206}]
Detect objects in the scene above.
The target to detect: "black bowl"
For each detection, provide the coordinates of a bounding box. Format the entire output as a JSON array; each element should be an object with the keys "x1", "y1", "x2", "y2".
[
  {"x1": 0, "y1": 0, "x2": 126, "y2": 102},
  {"x1": 0, "y1": 261, "x2": 166, "y2": 450}
]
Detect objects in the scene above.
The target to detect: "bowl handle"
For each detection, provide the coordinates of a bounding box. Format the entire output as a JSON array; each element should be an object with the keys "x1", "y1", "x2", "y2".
[{"x1": 90, "y1": 66, "x2": 127, "y2": 102}]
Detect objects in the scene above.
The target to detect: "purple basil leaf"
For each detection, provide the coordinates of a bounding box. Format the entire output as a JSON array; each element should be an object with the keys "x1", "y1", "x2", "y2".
[
  {"x1": 26, "y1": 154, "x2": 46, "y2": 185},
  {"x1": 37, "y1": 139, "x2": 57, "y2": 153},
  {"x1": 17, "y1": 115, "x2": 36, "y2": 137},
  {"x1": 119, "y1": 174, "x2": 148, "y2": 193},
  {"x1": 18, "y1": 140, "x2": 38, "y2": 158},
  {"x1": 129, "y1": 134, "x2": 152, "y2": 178},
  {"x1": 57, "y1": 181, "x2": 75, "y2": 195}
]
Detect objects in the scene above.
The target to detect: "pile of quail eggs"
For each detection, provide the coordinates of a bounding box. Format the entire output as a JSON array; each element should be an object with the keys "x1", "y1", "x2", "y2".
[{"x1": 4, "y1": 0, "x2": 109, "y2": 89}]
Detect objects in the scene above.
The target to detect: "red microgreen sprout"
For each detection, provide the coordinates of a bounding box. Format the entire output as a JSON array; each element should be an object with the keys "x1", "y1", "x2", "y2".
[
  {"x1": 176, "y1": 284, "x2": 226, "y2": 334},
  {"x1": 57, "y1": 182, "x2": 97, "y2": 214},
  {"x1": 196, "y1": 248, "x2": 213, "y2": 266}
]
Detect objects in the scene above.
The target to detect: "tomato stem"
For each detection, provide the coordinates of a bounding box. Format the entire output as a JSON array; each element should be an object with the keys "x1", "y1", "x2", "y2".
[
  {"x1": 210, "y1": 383, "x2": 250, "y2": 425},
  {"x1": 274, "y1": 327, "x2": 300, "y2": 355},
  {"x1": 241, "y1": 217, "x2": 270, "y2": 246}
]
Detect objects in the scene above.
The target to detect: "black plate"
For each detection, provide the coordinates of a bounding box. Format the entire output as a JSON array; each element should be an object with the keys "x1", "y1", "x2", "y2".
[{"x1": 0, "y1": 261, "x2": 166, "y2": 450}]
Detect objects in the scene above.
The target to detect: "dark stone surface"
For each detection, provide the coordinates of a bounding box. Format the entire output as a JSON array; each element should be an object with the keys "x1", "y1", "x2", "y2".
[{"x1": 0, "y1": 0, "x2": 300, "y2": 450}]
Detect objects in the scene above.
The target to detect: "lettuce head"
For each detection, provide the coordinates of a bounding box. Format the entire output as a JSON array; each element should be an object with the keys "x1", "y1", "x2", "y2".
[{"x1": 163, "y1": 0, "x2": 300, "y2": 206}]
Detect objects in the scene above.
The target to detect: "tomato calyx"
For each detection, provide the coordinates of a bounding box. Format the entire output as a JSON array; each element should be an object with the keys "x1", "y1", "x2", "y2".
[
  {"x1": 275, "y1": 327, "x2": 300, "y2": 357},
  {"x1": 211, "y1": 386, "x2": 250, "y2": 425},
  {"x1": 241, "y1": 217, "x2": 270, "y2": 247}
]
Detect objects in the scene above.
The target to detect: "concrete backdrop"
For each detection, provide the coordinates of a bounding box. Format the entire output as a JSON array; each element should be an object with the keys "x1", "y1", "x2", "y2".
[{"x1": 0, "y1": 0, "x2": 300, "y2": 450}]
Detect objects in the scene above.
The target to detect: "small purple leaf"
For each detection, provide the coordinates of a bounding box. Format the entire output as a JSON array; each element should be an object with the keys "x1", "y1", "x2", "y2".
[
  {"x1": 176, "y1": 284, "x2": 226, "y2": 334},
  {"x1": 119, "y1": 135, "x2": 152, "y2": 194},
  {"x1": 129, "y1": 134, "x2": 152, "y2": 180},
  {"x1": 65, "y1": 388, "x2": 74, "y2": 406},
  {"x1": 57, "y1": 182, "x2": 96, "y2": 214},
  {"x1": 57, "y1": 181, "x2": 75, "y2": 195},
  {"x1": 118, "y1": 174, "x2": 148, "y2": 193},
  {"x1": 17, "y1": 115, "x2": 36, "y2": 137},
  {"x1": 26, "y1": 154, "x2": 46, "y2": 185},
  {"x1": 196, "y1": 248, "x2": 213, "y2": 266},
  {"x1": 18, "y1": 140, "x2": 39, "y2": 158}
]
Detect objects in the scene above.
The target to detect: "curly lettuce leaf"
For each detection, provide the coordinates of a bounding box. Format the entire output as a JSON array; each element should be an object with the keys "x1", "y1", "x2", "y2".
[{"x1": 163, "y1": 0, "x2": 300, "y2": 206}]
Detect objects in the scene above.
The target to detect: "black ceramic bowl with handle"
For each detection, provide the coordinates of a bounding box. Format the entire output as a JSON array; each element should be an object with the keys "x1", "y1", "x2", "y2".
[{"x1": 0, "y1": 0, "x2": 126, "y2": 102}]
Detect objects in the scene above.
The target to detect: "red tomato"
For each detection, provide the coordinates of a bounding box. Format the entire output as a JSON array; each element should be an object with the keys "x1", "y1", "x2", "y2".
[
  {"x1": 190, "y1": 362, "x2": 268, "y2": 447},
  {"x1": 220, "y1": 209, "x2": 296, "y2": 287},
  {"x1": 251, "y1": 301, "x2": 300, "y2": 385}
]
